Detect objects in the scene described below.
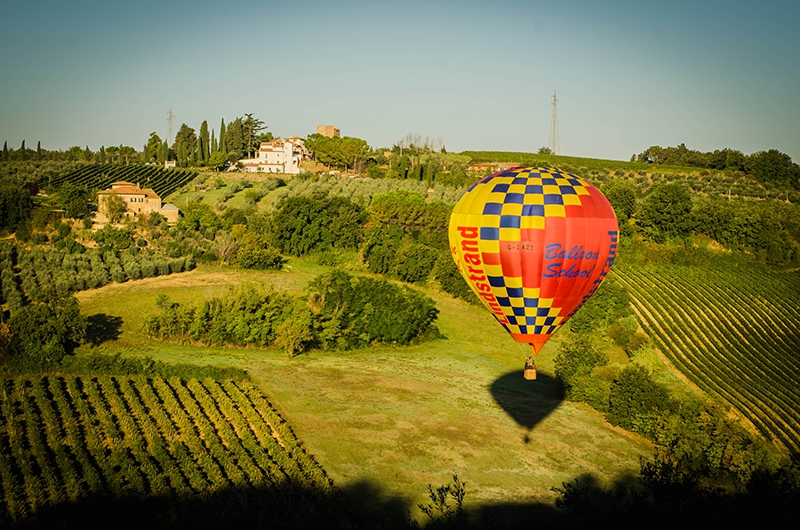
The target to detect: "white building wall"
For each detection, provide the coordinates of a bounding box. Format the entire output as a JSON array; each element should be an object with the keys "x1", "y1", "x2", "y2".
[{"x1": 241, "y1": 139, "x2": 303, "y2": 174}]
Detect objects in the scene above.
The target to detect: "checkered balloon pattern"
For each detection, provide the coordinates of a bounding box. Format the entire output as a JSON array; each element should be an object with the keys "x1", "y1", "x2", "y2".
[{"x1": 449, "y1": 167, "x2": 619, "y2": 354}]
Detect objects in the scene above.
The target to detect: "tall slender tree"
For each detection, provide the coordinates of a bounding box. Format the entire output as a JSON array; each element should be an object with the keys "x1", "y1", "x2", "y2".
[
  {"x1": 211, "y1": 129, "x2": 217, "y2": 154},
  {"x1": 219, "y1": 119, "x2": 227, "y2": 155},
  {"x1": 19, "y1": 140, "x2": 26, "y2": 161},
  {"x1": 159, "y1": 140, "x2": 169, "y2": 164},
  {"x1": 36, "y1": 141, "x2": 42, "y2": 161},
  {"x1": 199, "y1": 120, "x2": 210, "y2": 162},
  {"x1": 2, "y1": 141, "x2": 8, "y2": 161}
]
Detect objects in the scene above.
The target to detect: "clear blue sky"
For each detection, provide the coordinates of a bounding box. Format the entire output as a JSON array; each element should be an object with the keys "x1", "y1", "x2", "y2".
[{"x1": 2, "y1": 0, "x2": 798, "y2": 161}]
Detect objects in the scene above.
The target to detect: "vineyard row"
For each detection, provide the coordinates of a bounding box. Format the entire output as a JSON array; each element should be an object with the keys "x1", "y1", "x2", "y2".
[
  {"x1": 614, "y1": 266, "x2": 800, "y2": 453},
  {"x1": 0, "y1": 375, "x2": 332, "y2": 523}
]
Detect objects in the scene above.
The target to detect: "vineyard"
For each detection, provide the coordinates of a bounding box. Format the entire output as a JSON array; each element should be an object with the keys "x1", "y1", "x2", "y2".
[
  {"x1": 48, "y1": 165, "x2": 198, "y2": 199},
  {"x1": 0, "y1": 374, "x2": 334, "y2": 526},
  {"x1": 615, "y1": 265, "x2": 800, "y2": 452}
]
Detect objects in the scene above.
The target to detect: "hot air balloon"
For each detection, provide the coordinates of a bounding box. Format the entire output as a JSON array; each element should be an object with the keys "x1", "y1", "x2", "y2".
[{"x1": 448, "y1": 167, "x2": 619, "y2": 380}]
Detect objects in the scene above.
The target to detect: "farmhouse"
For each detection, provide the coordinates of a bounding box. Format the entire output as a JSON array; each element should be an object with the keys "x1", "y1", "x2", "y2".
[
  {"x1": 238, "y1": 137, "x2": 306, "y2": 174},
  {"x1": 96, "y1": 181, "x2": 180, "y2": 223}
]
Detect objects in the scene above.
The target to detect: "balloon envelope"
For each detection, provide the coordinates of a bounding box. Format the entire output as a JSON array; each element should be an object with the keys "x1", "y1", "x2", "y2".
[{"x1": 449, "y1": 167, "x2": 619, "y2": 354}]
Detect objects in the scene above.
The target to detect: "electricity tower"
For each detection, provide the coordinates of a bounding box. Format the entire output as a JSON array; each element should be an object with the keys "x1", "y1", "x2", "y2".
[
  {"x1": 166, "y1": 108, "x2": 174, "y2": 145},
  {"x1": 548, "y1": 92, "x2": 559, "y2": 155}
]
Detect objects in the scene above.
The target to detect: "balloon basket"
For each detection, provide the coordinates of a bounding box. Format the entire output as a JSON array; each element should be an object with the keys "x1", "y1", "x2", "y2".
[{"x1": 523, "y1": 368, "x2": 537, "y2": 380}]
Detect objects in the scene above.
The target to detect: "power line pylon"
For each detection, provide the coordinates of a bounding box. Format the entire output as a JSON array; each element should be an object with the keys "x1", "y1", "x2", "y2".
[
  {"x1": 166, "y1": 108, "x2": 174, "y2": 145},
  {"x1": 549, "y1": 92, "x2": 559, "y2": 155}
]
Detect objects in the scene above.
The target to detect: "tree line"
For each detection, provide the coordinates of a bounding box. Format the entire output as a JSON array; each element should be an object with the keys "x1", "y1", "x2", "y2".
[
  {"x1": 634, "y1": 143, "x2": 800, "y2": 189},
  {"x1": 0, "y1": 113, "x2": 271, "y2": 169},
  {"x1": 143, "y1": 270, "x2": 440, "y2": 356},
  {"x1": 602, "y1": 179, "x2": 800, "y2": 268}
]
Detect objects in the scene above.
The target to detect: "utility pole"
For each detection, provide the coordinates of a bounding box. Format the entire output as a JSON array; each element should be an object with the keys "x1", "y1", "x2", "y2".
[
  {"x1": 549, "y1": 92, "x2": 559, "y2": 155},
  {"x1": 166, "y1": 108, "x2": 174, "y2": 146}
]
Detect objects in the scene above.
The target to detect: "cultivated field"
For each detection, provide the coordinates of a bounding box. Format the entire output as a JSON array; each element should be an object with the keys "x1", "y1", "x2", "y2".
[
  {"x1": 616, "y1": 265, "x2": 800, "y2": 452},
  {"x1": 49, "y1": 165, "x2": 197, "y2": 199},
  {"x1": 73, "y1": 261, "x2": 653, "y2": 520},
  {"x1": 0, "y1": 374, "x2": 333, "y2": 526}
]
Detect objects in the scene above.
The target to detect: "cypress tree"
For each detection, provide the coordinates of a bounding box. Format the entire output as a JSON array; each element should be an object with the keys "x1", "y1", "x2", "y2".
[
  {"x1": 84, "y1": 146, "x2": 92, "y2": 161},
  {"x1": 2, "y1": 141, "x2": 7, "y2": 161},
  {"x1": 211, "y1": 129, "x2": 217, "y2": 153},
  {"x1": 219, "y1": 119, "x2": 227, "y2": 155},
  {"x1": 99, "y1": 146, "x2": 107, "y2": 163},
  {"x1": 159, "y1": 140, "x2": 168, "y2": 164},
  {"x1": 19, "y1": 140, "x2": 26, "y2": 161},
  {"x1": 177, "y1": 141, "x2": 186, "y2": 168},
  {"x1": 36, "y1": 141, "x2": 42, "y2": 161},
  {"x1": 200, "y1": 120, "x2": 210, "y2": 162}
]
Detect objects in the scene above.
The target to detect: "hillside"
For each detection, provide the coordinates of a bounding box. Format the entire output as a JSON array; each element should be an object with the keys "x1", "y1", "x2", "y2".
[
  {"x1": 72, "y1": 262, "x2": 654, "y2": 523},
  {"x1": 616, "y1": 265, "x2": 800, "y2": 452}
]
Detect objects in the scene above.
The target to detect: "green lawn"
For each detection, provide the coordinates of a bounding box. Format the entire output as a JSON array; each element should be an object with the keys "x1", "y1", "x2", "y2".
[{"x1": 75, "y1": 261, "x2": 653, "y2": 518}]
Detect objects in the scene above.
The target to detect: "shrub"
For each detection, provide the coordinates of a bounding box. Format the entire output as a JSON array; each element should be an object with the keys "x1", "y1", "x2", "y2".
[
  {"x1": 393, "y1": 242, "x2": 438, "y2": 284},
  {"x1": 236, "y1": 247, "x2": 284, "y2": 269},
  {"x1": 309, "y1": 269, "x2": 439, "y2": 349},
  {"x1": 607, "y1": 364, "x2": 671, "y2": 431},
  {"x1": 8, "y1": 295, "x2": 86, "y2": 369}
]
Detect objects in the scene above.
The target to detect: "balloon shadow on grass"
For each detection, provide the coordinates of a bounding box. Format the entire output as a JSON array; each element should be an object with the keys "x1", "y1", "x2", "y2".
[
  {"x1": 85, "y1": 313, "x2": 124, "y2": 346},
  {"x1": 489, "y1": 370, "x2": 564, "y2": 443}
]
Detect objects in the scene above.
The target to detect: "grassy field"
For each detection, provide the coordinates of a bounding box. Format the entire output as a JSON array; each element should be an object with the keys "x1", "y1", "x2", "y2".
[{"x1": 74, "y1": 260, "x2": 653, "y2": 519}]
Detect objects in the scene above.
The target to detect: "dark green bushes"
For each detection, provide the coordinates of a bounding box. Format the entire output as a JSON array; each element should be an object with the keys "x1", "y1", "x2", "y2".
[
  {"x1": 143, "y1": 270, "x2": 440, "y2": 354},
  {"x1": 269, "y1": 196, "x2": 365, "y2": 256},
  {"x1": 309, "y1": 270, "x2": 439, "y2": 349},
  {"x1": 59, "y1": 352, "x2": 248, "y2": 380},
  {"x1": 8, "y1": 295, "x2": 86, "y2": 369}
]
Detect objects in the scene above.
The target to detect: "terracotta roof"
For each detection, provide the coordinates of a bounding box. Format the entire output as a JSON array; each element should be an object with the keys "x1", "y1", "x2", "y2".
[
  {"x1": 98, "y1": 183, "x2": 161, "y2": 200},
  {"x1": 97, "y1": 186, "x2": 144, "y2": 195}
]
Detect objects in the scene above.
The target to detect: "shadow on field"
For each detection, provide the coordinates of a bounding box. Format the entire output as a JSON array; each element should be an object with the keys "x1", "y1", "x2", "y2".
[
  {"x1": 6, "y1": 478, "x2": 567, "y2": 530},
  {"x1": 8, "y1": 467, "x2": 798, "y2": 529},
  {"x1": 489, "y1": 370, "x2": 563, "y2": 443},
  {"x1": 85, "y1": 313, "x2": 124, "y2": 346}
]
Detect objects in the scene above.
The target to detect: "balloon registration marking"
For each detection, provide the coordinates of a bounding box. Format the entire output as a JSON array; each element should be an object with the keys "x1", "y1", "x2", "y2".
[{"x1": 449, "y1": 167, "x2": 619, "y2": 356}]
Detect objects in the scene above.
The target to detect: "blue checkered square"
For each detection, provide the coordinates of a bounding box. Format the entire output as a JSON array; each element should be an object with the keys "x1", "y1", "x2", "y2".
[
  {"x1": 500, "y1": 216, "x2": 520, "y2": 228},
  {"x1": 483, "y1": 202, "x2": 503, "y2": 215},
  {"x1": 480, "y1": 227, "x2": 499, "y2": 240},
  {"x1": 522, "y1": 204, "x2": 545, "y2": 216},
  {"x1": 488, "y1": 276, "x2": 505, "y2": 287}
]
